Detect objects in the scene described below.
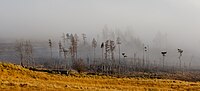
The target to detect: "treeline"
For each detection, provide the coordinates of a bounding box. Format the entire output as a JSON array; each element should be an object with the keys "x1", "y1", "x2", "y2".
[{"x1": 14, "y1": 26, "x2": 194, "y2": 74}]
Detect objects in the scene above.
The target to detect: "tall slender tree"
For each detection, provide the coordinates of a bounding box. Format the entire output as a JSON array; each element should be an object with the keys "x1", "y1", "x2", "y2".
[
  {"x1": 63, "y1": 48, "x2": 69, "y2": 69},
  {"x1": 49, "y1": 39, "x2": 52, "y2": 60},
  {"x1": 58, "y1": 41, "x2": 62, "y2": 69},
  {"x1": 82, "y1": 33, "x2": 87, "y2": 45},
  {"x1": 15, "y1": 40, "x2": 24, "y2": 67},
  {"x1": 92, "y1": 38, "x2": 97, "y2": 65},
  {"x1": 101, "y1": 42, "x2": 104, "y2": 72},
  {"x1": 16, "y1": 40, "x2": 34, "y2": 68},
  {"x1": 101, "y1": 42, "x2": 104, "y2": 62},
  {"x1": 74, "y1": 34, "x2": 79, "y2": 59},
  {"x1": 117, "y1": 37, "x2": 121, "y2": 65},
  {"x1": 105, "y1": 40, "x2": 110, "y2": 60},
  {"x1": 62, "y1": 33, "x2": 66, "y2": 47},
  {"x1": 70, "y1": 34, "x2": 75, "y2": 63},
  {"x1": 161, "y1": 51, "x2": 167, "y2": 69},
  {"x1": 178, "y1": 49, "x2": 183, "y2": 69},
  {"x1": 110, "y1": 40, "x2": 115, "y2": 63}
]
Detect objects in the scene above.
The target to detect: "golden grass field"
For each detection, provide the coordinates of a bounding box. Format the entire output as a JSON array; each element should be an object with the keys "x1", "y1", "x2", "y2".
[{"x1": 0, "y1": 62, "x2": 200, "y2": 91}]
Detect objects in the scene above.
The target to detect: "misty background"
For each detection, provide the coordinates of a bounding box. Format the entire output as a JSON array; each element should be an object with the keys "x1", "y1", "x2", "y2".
[{"x1": 0, "y1": 0, "x2": 200, "y2": 68}]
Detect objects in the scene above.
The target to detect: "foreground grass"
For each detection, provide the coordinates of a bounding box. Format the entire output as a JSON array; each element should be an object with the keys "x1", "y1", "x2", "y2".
[{"x1": 0, "y1": 62, "x2": 200, "y2": 91}]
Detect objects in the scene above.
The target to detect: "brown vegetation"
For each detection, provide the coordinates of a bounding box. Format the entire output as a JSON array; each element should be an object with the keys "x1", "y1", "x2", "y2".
[{"x1": 0, "y1": 62, "x2": 200, "y2": 91}]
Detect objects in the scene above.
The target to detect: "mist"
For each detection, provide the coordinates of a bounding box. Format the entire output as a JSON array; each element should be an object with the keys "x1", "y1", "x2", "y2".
[{"x1": 0, "y1": 0, "x2": 200, "y2": 68}]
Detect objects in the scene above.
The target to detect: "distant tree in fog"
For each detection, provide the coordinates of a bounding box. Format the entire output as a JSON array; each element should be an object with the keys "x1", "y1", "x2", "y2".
[
  {"x1": 161, "y1": 51, "x2": 167, "y2": 69},
  {"x1": 105, "y1": 40, "x2": 109, "y2": 60},
  {"x1": 178, "y1": 49, "x2": 183, "y2": 69},
  {"x1": 15, "y1": 40, "x2": 34, "y2": 68},
  {"x1": 69, "y1": 34, "x2": 78, "y2": 63},
  {"x1": 117, "y1": 37, "x2": 121, "y2": 65},
  {"x1": 110, "y1": 40, "x2": 115, "y2": 62},
  {"x1": 48, "y1": 39, "x2": 52, "y2": 59},
  {"x1": 92, "y1": 38, "x2": 97, "y2": 65},
  {"x1": 15, "y1": 40, "x2": 24, "y2": 67},
  {"x1": 62, "y1": 33, "x2": 66, "y2": 46},
  {"x1": 82, "y1": 33, "x2": 87, "y2": 45},
  {"x1": 74, "y1": 34, "x2": 79, "y2": 59},
  {"x1": 101, "y1": 42, "x2": 104, "y2": 61}
]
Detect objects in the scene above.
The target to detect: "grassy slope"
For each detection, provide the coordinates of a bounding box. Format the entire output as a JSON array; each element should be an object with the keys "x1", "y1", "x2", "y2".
[{"x1": 0, "y1": 62, "x2": 200, "y2": 91}]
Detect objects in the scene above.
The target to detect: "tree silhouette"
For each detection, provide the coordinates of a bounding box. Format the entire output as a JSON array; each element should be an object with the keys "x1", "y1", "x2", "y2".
[
  {"x1": 178, "y1": 49, "x2": 183, "y2": 69},
  {"x1": 48, "y1": 39, "x2": 52, "y2": 59},
  {"x1": 161, "y1": 51, "x2": 167, "y2": 69},
  {"x1": 58, "y1": 41, "x2": 62, "y2": 69},
  {"x1": 92, "y1": 38, "x2": 97, "y2": 65},
  {"x1": 15, "y1": 40, "x2": 34, "y2": 68},
  {"x1": 15, "y1": 40, "x2": 25, "y2": 67},
  {"x1": 117, "y1": 37, "x2": 121, "y2": 65},
  {"x1": 82, "y1": 33, "x2": 87, "y2": 45},
  {"x1": 69, "y1": 34, "x2": 76, "y2": 63},
  {"x1": 110, "y1": 40, "x2": 115, "y2": 62}
]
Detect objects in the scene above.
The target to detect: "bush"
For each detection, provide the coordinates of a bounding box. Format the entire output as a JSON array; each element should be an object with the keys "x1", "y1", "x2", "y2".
[{"x1": 72, "y1": 58, "x2": 86, "y2": 73}]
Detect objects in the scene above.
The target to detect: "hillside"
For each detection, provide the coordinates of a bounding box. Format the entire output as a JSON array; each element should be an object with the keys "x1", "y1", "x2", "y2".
[{"x1": 0, "y1": 62, "x2": 200, "y2": 91}]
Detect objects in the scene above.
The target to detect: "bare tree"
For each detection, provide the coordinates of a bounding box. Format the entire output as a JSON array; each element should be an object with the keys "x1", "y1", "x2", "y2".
[
  {"x1": 15, "y1": 40, "x2": 34, "y2": 68},
  {"x1": 63, "y1": 48, "x2": 69, "y2": 69},
  {"x1": 48, "y1": 39, "x2": 53, "y2": 59},
  {"x1": 105, "y1": 40, "x2": 110, "y2": 60},
  {"x1": 117, "y1": 37, "x2": 121, "y2": 73},
  {"x1": 69, "y1": 34, "x2": 78, "y2": 63},
  {"x1": 117, "y1": 37, "x2": 121, "y2": 65},
  {"x1": 110, "y1": 40, "x2": 115, "y2": 63},
  {"x1": 142, "y1": 44, "x2": 146, "y2": 68},
  {"x1": 82, "y1": 33, "x2": 87, "y2": 45},
  {"x1": 58, "y1": 41, "x2": 62, "y2": 69},
  {"x1": 178, "y1": 49, "x2": 183, "y2": 69},
  {"x1": 101, "y1": 42, "x2": 104, "y2": 72},
  {"x1": 144, "y1": 45, "x2": 149, "y2": 69},
  {"x1": 15, "y1": 40, "x2": 24, "y2": 67},
  {"x1": 161, "y1": 51, "x2": 167, "y2": 69},
  {"x1": 122, "y1": 52, "x2": 127, "y2": 73},
  {"x1": 24, "y1": 41, "x2": 34, "y2": 68},
  {"x1": 62, "y1": 33, "x2": 66, "y2": 47},
  {"x1": 66, "y1": 33, "x2": 70, "y2": 43},
  {"x1": 92, "y1": 38, "x2": 97, "y2": 65},
  {"x1": 189, "y1": 55, "x2": 194, "y2": 70},
  {"x1": 27, "y1": 41, "x2": 34, "y2": 68},
  {"x1": 69, "y1": 34, "x2": 75, "y2": 63},
  {"x1": 74, "y1": 34, "x2": 79, "y2": 59},
  {"x1": 101, "y1": 42, "x2": 104, "y2": 62}
]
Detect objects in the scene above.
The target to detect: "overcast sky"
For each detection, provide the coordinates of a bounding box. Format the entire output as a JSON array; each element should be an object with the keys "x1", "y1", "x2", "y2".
[{"x1": 0, "y1": 0, "x2": 200, "y2": 48}]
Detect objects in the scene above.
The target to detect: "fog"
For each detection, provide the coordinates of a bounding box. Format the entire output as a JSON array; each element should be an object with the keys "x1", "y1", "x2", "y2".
[{"x1": 0, "y1": 0, "x2": 200, "y2": 68}]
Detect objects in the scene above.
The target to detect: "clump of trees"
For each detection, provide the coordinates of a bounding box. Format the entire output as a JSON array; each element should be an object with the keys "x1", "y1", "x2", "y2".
[
  {"x1": 15, "y1": 40, "x2": 34, "y2": 68},
  {"x1": 13, "y1": 26, "x2": 194, "y2": 75},
  {"x1": 43, "y1": 28, "x2": 187, "y2": 74}
]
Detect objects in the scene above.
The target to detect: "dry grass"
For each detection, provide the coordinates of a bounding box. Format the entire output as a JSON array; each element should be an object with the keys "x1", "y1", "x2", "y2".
[{"x1": 0, "y1": 62, "x2": 200, "y2": 91}]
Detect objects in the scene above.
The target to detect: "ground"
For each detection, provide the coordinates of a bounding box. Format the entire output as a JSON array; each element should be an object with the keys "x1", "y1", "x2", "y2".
[{"x1": 0, "y1": 62, "x2": 200, "y2": 91}]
